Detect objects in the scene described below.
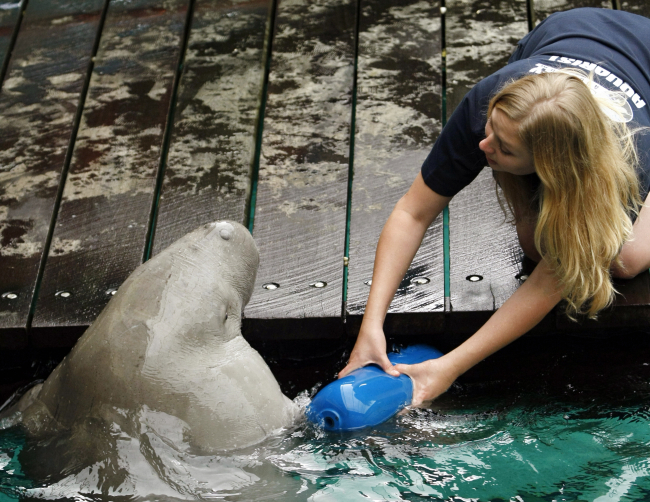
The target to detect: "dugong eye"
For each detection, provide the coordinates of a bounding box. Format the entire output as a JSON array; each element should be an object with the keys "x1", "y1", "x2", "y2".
[{"x1": 224, "y1": 313, "x2": 228, "y2": 321}]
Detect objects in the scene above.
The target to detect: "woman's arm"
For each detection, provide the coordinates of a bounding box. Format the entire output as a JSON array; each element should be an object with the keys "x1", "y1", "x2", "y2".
[
  {"x1": 612, "y1": 192, "x2": 650, "y2": 279},
  {"x1": 395, "y1": 258, "x2": 562, "y2": 405},
  {"x1": 337, "y1": 173, "x2": 452, "y2": 378}
]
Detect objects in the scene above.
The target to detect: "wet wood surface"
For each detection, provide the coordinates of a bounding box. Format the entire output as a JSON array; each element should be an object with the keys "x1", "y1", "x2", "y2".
[
  {"x1": 2, "y1": 1, "x2": 650, "y2": 346},
  {"x1": 151, "y1": 0, "x2": 271, "y2": 255},
  {"x1": 532, "y1": 0, "x2": 611, "y2": 24},
  {"x1": 244, "y1": 0, "x2": 356, "y2": 331},
  {"x1": 620, "y1": 1, "x2": 650, "y2": 18},
  {"x1": 31, "y1": 0, "x2": 190, "y2": 338},
  {"x1": 0, "y1": 0, "x2": 23, "y2": 85},
  {"x1": 446, "y1": 0, "x2": 528, "y2": 317},
  {"x1": 346, "y1": 0, "x2": 444, "y2": 335},
  {"x1": 0, "y1": 0, "x2": 105, "y2": 347}
]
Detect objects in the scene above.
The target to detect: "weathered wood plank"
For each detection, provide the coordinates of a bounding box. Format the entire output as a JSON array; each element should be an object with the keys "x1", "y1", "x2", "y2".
[
  {"x1": 0, "y1": 0, "x2": 105, "y2": 347},
  {"x1": 446, "y1": 0, "x2": 528, "y2": 320},
  {"x1": 532, "y1": 0, "x2": 611, "y2": 25},
  {"x1": 243, "y1": 0, "x2": 356, "y2": 336},
  {"x1": 0, "y1": 0, "x2": 24, "y2": 85},
  {"x1": 346, "y1": 0, "x2": 444, "y2": 335},
  {"x1": 30, "y1": 0, "x2": 190, "y2": 340},
  {"x1": 152, "y1": 0, "x2": 271, "y2": 256}
]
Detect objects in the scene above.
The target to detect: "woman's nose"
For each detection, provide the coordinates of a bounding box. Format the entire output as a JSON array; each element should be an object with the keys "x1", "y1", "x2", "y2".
[{"x1": 479, "y1": 135, "x2": 495, "y2": 154}]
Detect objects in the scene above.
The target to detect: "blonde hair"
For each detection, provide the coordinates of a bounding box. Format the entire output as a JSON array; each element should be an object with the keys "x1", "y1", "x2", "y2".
[{"x1": 490, "y1": 71, "x2": 642, "y2": 319}]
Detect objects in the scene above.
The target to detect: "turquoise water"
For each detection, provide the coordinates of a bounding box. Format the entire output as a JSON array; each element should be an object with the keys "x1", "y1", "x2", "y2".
[{"x1": 1, "y1": 347, "x2": 650, "y2": 501}]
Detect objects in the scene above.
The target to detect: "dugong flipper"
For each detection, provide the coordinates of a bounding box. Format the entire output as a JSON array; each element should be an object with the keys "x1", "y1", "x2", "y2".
[{"x1": 12, "y1": 221, "x2": 297, "y2": 453}]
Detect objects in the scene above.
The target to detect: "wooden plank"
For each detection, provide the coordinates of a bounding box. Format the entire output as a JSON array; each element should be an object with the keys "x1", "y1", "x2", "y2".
[
  {"x1": 243, "y1": 0, "x2": 356, "y2": 338},
  {"x1": 151, "y1": 0, "x2": 271, "y2": 255},
  {"x1": 345, "y1": 0, "x2": 445, "y2": 336},
  {"x1": 0, "y1": 0, "x2": 24, "y2": 85},
  {"x1": 532, "y1": 0, "x2": 611, "y2": 25},
  {"x1": 0, "y1": 0, "x2": 104, "y2": 348},
  {"x1": 446, "y1": 0, "x2": 528, "y2": 325},
  {"x1": 30, "y1": 0, "x2": 190, "y2": 341}
]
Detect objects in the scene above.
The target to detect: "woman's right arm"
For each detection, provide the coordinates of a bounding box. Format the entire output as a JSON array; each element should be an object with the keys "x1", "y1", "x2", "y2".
[{"x1": 337, "y1": 173, "x2": 452, "y2": 378}]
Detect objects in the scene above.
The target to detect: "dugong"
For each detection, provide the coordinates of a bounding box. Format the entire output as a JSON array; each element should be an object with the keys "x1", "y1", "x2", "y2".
[{"x1": 7, "y1": 221, "x2": 298, "y2": 453}]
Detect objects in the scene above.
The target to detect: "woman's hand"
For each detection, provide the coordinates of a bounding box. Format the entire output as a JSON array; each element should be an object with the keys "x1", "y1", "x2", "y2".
[
  {"x1": 337, "y1": 324, "x2": 399, "y2": 378},
  {"x1": 394, "y1": 357, "x2": 457, "y2": 406}
]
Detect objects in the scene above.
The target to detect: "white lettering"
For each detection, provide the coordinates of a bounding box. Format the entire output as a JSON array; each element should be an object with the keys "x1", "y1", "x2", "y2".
[
  {"x1": 543, "y1": 55, "x2": 645, "y2": 113},
  {"x1": 606, "y1": 73, "x2": 623, "y2": 87},
  {"x1": 620, "y1": 83, "x2": 635, "y2": 98},
  {"x1": 595, "y1": 66, "x2": 610, "y2": 77},
  {"x1": 632, "y1": 94, "x2": 647, "y2": 109},
  {"x1": 529, "y1": 63, "x2": 557, "y2": 75}
]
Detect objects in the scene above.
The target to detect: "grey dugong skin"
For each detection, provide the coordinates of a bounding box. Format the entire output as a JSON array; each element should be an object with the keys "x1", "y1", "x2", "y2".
[{"x1": 15, "y1": 221, "x2": 298, "y2": 453}]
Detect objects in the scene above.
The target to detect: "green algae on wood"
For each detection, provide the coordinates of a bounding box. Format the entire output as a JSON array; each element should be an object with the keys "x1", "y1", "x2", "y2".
[
  {"x1": 151, "y1": 0, "x2": 272, "y2": 256},
  {"x1": 31, "y1": 0, "x2": 190, "y2": 337},
  {"x1": 0, "y1": 0, "x2": 104, "y2": 346},
  {"x1": 346, "y1": 0, "x2": 444, "y2": 334}
]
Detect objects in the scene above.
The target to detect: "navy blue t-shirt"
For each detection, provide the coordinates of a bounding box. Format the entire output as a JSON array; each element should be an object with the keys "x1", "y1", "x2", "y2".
[{"x1": 421, "y1": 8, "x2": 650, "y2": 200}]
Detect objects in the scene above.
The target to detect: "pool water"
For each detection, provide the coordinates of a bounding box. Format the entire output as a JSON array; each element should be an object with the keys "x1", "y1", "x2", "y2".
[{"x1": 1, "y1": 343, "x2": 650, "y2": 501}]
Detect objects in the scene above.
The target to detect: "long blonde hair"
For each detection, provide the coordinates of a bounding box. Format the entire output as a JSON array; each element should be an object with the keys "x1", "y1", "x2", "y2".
[{"x1": 490, "y1": 71, "x2": 642, "y2": 319}]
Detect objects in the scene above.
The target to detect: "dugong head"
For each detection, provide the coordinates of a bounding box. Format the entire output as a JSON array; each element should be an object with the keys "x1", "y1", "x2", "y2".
[{"x1": 136, "y1": 220, "x2": 260, "y2": 348}]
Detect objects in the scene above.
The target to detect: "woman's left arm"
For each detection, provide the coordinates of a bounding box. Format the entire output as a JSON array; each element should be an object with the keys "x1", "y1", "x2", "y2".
[
  {"x1": 395, "y1": 258, "x2": 563, "y2": 406},
  {"x1": 613, "y1": 192, "x2": 650, "y2": 279}
]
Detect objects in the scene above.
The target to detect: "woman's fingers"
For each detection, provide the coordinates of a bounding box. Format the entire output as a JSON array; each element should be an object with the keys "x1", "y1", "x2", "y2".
[
  {"x1": 338, "y1": 353, "x2": 399, "y2": 379},
  {"x1": 394, "y1": 360, "x2": 455, "y2": 407}
]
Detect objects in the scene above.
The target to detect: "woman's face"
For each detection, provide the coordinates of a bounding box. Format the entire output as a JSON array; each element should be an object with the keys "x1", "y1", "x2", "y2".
[{"x1": 479, "y1": 108, "x2": 535, "y2": 175}]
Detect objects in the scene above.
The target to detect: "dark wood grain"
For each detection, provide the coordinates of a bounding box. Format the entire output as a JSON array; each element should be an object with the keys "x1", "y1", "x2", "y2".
[
  {"x1": 152, "y1": 0, "x2": 271, "y2": 256},
  {"x1": 0, "y1": 0, "x2": 104, "y2": 347},
  {"x1": 30, "y1": 0, "x2": 189, "y2": 339},
  {"x1": 446, "y1": 0, "x2": 528, "y2": 316},
  {"x1": 532, "y1": 0, "x2": 611, "y2": 25},
  {"x1": 0, "y1": 0, "x2": 23, "y2": 85},
  {"x1": 244, "y1": 0, "x2": 356, "y2": 330},
  {"x1": 346, "y1": 0, "x2": 444, "y2": 335}
]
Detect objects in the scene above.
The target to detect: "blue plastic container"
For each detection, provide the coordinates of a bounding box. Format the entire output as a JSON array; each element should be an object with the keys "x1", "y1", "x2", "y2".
[{"x1": 306, "y1": 344, "x2": 443, "y2": 431}]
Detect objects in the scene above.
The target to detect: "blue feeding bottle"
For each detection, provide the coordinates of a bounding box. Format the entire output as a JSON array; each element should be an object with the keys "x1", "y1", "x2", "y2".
[{"x1": 306, "y1": 344, "x2": 443, "y2": 431}]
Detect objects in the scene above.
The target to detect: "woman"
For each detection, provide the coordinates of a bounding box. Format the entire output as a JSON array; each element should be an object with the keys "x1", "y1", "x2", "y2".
[{"x1": 338, "y1": 8, "x2": 650, "y2": 405}]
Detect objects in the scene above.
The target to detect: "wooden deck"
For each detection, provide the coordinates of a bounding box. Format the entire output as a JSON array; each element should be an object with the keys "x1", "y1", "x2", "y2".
[{"x1": 1, "y1": 0, "x2": 649, "y2": 352}]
